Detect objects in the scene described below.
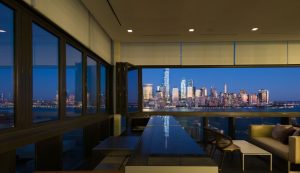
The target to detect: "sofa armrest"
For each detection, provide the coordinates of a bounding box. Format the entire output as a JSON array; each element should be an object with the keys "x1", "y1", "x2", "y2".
[
  {"x1": 289, "y1": 136, "x2": 300, "y2": 164},
  {"x1": 249, "y1": 125, "x2": 274, "y2": 138}
]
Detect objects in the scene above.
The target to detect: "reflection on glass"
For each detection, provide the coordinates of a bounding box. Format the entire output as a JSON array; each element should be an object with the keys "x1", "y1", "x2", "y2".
[
  {"x1": 208, "y1": 117, "x2": 228, "y2": 135},
  {"x1": 63, "y1": 129, "x2": 84, "y2": 170},
  {"x1": 0, "y1": 3, "x2": 14, "y2": 129},
  {"x1": 175, "y1": 117, "x2": 203, "y2": 141},
  {"x1": 86, "y1": 57, "x2": 97, "y2": 113},
  {"x1": 142, "y1": 68, "x2": 300, "y2": 112},
  {"x1": 100, "y1": 64, "x2": 106, "y2": 112},
  {"x1": 128, "y1": 69, "x2": 138, "y2": 112},
  {"x1": 235, "y1": 117, "x2": 281, "y2": 140},
  {"x1": 291, "y1": 117, "x2": 300, "y2": 126},
  {"x1": 66, "y1": 44, "x2": 82, "y2": 117},
  {"x1": 16, "y1": 144, "x2": 35, "y2": 173},
  {"x1": 32, "y1": 24, "x2": 59, "y2": 123}
]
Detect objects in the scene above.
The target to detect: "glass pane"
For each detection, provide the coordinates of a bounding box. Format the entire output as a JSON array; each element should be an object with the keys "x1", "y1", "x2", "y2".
[
  {"x1": 32, "y1": 24, "x2": 59, "y2": 123},
  {"x1": 208, "y1": 117, "x2": 229, "y2": 135},
  {"x1": 128, "y1": 69, "x2": 138, "y2": 112},
  {"x1": 176, "y1": 116, "x2": 203, "y2": 141},
  {"x1": 66, "y1": 44, "x2": 82, "y2": 117},
  {"x1": 0, "y1": 3, "x2": 14, "y2": 129},
  {"x1": 86, "y1": 57, "x2": 97, "y2": 113},
  {"x1": 63, "y1": 129, "x2": 84, "y2": 170},
  {"x1": 235, "y1": 117, "x2": 281, "y2": 140},
  {"x1": 143, "y1": 67, "x2": 300, "y2": 112},
  {"x1": 16, "y1": 144, "x2": 35, "y2": 173},
  {"x1": 100, "y1": 64, "x2": 106, "y2": 112}
]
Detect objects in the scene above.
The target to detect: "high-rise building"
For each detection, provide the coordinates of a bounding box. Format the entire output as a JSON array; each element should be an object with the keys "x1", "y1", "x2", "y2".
[
  {"x1": 258, "y1": 89, "x2": 270, "y2": 104},
  {"x1": 180, "y1": 79, "x2": 186, "y2": 99},
  {"x1": 143, "y1": 84, "x2": 153, "y2": 100},
  {"x1": 240, "y1": 90, "x2": 248, "y2": 103},
  {"x1": 200, "y1": 87, "x2": 208, "y2": 97},
  {"x1": 224, "y1": 83, "x2": 227, "y2": 94},
  {"x1": 187, "y1": 79, "x2": 193, "y2": 87},
  {"x1": 163, "y1": 68, "x2": 170, "y2": 101},
  {"x1": 195, "y1": 89, "x2": 201, "y2": 98},
  {"x1": 210, "y1": 87, "x2": 218, "y2": 98},
  {"x1": 187, "y1": 86, "x2": 194, "y2": 98},
  {"x1": 249, "y1": 94, "x2": 258, "y2": 105},
  {"x1": 172, "y1": 88, "x2": 179, "y2": 103}
]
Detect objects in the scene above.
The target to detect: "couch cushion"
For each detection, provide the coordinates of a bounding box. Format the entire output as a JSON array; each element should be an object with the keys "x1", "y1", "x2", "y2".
[
  {"x1": 251, "y1": 137, "x2": 289, "y2": 160},
  {"x1": 272, "y1": 124, "x2": 290, "y2": 141}
]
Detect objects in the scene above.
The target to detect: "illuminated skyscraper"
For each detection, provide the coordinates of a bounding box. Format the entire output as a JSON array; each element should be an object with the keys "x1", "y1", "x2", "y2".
[
  {"x1": 143, "y1": 84, "x2": 153, "y2": 100},
  {"x1": 187, "y1": 86, "x2": 194, "y2": 98},
  {"x1": 163, "y1": 68, "x2": 170, "y2": 101},
  {"x1": 258, "y1": 89, "x2": 269, "y2": 104},
  {"x1": 180, "y1": 79, "x2": 186, "y2": 99},
  {"x1": 240, "y1": 90, "x2": 248, "y2": 103},
  {"x1": 195, "y1": 89, "x2": 201, "y2": 98},
  {"x1": 224, "y1": 83, "x2": 227, "y2": 94},
  {"x1": 210, "y1": 87, "x2": 218, "y2": 98},
  {"x1": 200, "y1": 87, "x2": 208, "y2": 97},
  {"x1": 249, "y1": 94, "x2": 258, "y2": 105},
  {"x1": 172, "y1": 88, "x2": 179, "y2": 103}
]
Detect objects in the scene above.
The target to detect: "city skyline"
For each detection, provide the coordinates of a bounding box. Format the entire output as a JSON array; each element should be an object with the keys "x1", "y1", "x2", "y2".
[{"x1": 143, "y1": 68, "x2": 300, "y2": 102}]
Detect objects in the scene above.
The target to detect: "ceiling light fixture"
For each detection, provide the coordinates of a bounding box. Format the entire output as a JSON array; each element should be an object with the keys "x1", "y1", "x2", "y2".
[
  {"x1": 251, "y1": 27, "x2": 259, "y2": 31},
  {"x1": 0, "y1": 29, "x2": 6, "y2": 33},
  {"x1": 127, "y1": 29, "x2": 133, "y2": 33},
  {"x1": 189, "y1": 28, "x2": 195, "y2": 32}
]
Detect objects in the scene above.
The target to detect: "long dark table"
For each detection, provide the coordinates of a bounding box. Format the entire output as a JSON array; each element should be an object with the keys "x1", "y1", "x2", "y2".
[{"x1": 126, "y1": 116, "x2": 216, "y2": 168}]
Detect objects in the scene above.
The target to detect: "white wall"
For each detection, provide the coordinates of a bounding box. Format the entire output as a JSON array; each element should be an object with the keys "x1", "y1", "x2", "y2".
[
  {"x1": 121, "y1": 41, "x2": 300, "y2": 65},
  {"x1": 23, "y1": 0, "x2": 112, "y2": 64}
]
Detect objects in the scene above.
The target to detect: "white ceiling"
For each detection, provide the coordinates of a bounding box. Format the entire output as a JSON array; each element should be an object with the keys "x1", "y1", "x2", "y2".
[{"x1": 81, "y1": 0, "x2": 300, "y2": 42}]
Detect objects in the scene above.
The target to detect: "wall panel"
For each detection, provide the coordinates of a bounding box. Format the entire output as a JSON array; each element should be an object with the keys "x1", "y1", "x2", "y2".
[
  {"x1": 182, "y1": 42, "x2": 234, "y2": 65},
  {"x1": 34, "y1": 0, "x2": 90, "y2": 47},
  {"x1": 90, "y1": 17, "x2": 111, "y2": 64},
  {"x1": 121, "y1": 43, "x2": 180, "y2": 65},
  {"x1": 23, "y1": 0, "x2": 112, "y2": 64},
  {"x1": 288, "y1": 41, "x2": 300, "y2": 64},
  {"x1": 235, "y1": 41, "x2": 287, "y2": 65}
]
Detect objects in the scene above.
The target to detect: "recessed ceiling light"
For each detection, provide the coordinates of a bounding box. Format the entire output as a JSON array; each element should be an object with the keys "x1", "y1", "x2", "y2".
[
  {"x1": 251, "y1": 27, "x2": 259, "y2": 31},
  {"x1": 189, "y1": 28, "x2": 195, "y2": 32},
  {"x1": 127, "y1": 29, "x2": 133, "y2": 33},
  {"x1": 0, "y1": 29, "x2": 6, "y2": 33}
]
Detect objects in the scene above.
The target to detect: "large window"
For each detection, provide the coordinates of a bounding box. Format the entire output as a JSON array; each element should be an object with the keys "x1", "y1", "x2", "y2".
[
  {"x1": 142, "y1": 67, "x2": 300, "y2": 113},
  {"x1": 100, "y1": 64, "x2": 106, "y2": 112},
  {"x1": 128, "y1": 69, "x2": 139, "y2": 112},
  {"x1": 0, "y1": 3, "x2": 14, "y2": 129},
  {"x1": 86, "y1": 56, "x2": 97, "y2": 114},
  {"x1": 66, "y1": 44, "x2": 82, "y2": 117},
  {"x1": 32, "y1": 24, "x2": 59, "y2": 123}
]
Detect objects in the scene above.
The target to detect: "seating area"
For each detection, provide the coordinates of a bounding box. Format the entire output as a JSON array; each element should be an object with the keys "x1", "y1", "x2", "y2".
[{"x1": 250, "y1": 125, "x2": 300, "y2": 172}]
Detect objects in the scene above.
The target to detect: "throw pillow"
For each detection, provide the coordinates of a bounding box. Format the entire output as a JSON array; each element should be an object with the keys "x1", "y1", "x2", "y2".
[
  {"x1": 279, "y1": 127, "x2": 296, "y2": 144},
  {"x1": 272, "y1": 124, "x2": 289, "y2": 140}
]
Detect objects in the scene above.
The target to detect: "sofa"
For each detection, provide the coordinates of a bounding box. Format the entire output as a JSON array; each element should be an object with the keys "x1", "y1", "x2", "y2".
[{"x1": 250, "y1": 125, "x2": 300, "y2": 172}]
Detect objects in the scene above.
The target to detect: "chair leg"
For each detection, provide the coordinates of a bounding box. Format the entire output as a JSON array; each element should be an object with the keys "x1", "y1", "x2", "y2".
[{"x1": 220, "y1": 151, "x2": 226, "y2": 170}]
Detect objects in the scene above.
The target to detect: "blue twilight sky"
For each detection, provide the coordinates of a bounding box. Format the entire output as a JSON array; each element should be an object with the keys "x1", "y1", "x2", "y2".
[{"x1": 142, "y1": 68, "x2": 300, "y2": 102}]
